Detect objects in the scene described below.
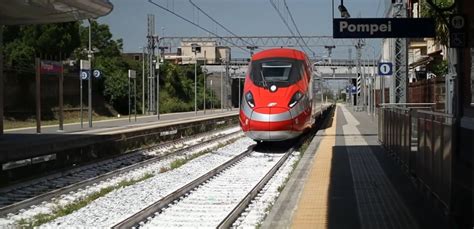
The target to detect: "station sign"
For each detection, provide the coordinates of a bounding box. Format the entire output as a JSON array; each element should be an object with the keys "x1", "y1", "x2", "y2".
[
  {"x1": 351, "y1": 85, "x2": 357, "y2": 94},
  {"x1": 333, "y1": 18, "x2": 436, "y2": 38},
  {"x1": 128, "y1": 70, "x2": 136, "y2": 79},
  {"x1": 40, "y1": 60, "x2": 62, "y2": 74},
  {"x1": 448, "y1": 15, "x2": 467, "y2": 48},
  {"x1": 378, "y1": 62, "x2": 393, "y2": 76},
  {"x1": 80, "y1": 70, "x2": 89, "y2": 80},
  {"x1": 93, "y1": 69, "x2": 102, "y2": 78},
  {"x1": 80, "y1": 60, "x2": 91, "y2": 70}
]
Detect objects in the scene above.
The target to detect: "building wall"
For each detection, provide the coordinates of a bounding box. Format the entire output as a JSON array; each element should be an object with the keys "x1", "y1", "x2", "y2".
[
  {"x1": 408, "y1": 78, "x2": 445, "y2": 111},
  {"x1": 180, "y1": 41, "x2": 218, "y2": 65}
]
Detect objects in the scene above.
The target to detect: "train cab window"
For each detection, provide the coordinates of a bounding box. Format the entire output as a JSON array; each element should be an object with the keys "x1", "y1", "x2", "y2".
[
  {"x1": 261, "y1": 62, "x2": 292, "y2": 81},
  {"x1": 250, "y1": 58, "x2": 303, "y2": 87}
]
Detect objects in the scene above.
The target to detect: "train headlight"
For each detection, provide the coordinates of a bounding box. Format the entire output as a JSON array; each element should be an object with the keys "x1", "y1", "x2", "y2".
[
  {"x1": 245, "y1": 91, "x2": 255, "y2": 108},
  {"x1": 288, "y1": 91, "x2": 303, "y2": 108}
]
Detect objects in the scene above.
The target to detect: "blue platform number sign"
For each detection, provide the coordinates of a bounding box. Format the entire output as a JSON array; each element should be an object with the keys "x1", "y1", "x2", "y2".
[
  {"x1": 93, "y1": 69, "x2": 101, "y2": 78},
  {"x1": 80, "y1": 71, "x2": 89, "y2": 80},
  {"x1": 378, "y1": 62, "x2": 393, "y2": 76}
]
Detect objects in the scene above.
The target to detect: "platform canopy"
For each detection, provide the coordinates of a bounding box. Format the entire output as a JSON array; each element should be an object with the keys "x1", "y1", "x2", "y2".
[{"x1": 0, "y1": 0, "x2": 113, "y2": 25}]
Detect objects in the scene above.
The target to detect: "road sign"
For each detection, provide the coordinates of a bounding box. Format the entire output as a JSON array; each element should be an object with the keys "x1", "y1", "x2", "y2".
[
  {"x1": 80, "y1": 60, "x2": 91, "y2": 70},
  {"x1": 128, "y1": 70, "x2": 136, "y2": 79},
  {"x1": 80, "y1": 71, "x2": 89, "y2": 80},
  {"x1": 333, "y1": 18, "x2": 436, "y2": 38},
  {"x1": 93, "y1": 69, "x2": 101, "y2": 78},
  {"x1": 378, "y1": 62, "x2": 393, "y2": 76}
]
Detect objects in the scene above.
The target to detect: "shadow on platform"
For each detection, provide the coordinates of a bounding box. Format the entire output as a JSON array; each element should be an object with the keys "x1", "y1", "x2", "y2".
[{"x1": 326, "y1": 145, "x2": 449, "y2": 229}]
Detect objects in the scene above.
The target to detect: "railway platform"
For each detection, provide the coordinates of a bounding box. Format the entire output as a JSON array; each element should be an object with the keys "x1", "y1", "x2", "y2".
[
  {"x1": 0, "y1": 109, "x2": 238, "y2": 184},
  {"x1": 263, "y1": 104, "x2": 449, "y2": 229}
]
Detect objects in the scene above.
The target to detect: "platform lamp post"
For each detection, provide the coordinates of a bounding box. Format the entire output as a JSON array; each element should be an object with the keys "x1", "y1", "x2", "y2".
[
  {"x1": 87, "y1": 19, "x2": 93, "y2": 128},
  {"x1": 219, "y1": 58, "x2": 225, "y2": 112},
  {"x1": 156, "y1": 46, "x2": 168, "y2": 120},
  {"x1": 332, "y1": 0, "x2": 351, "y2": 105},
  {"x1": 191, "y1": 43, "x2": 201, "y2": 115},
  {"x1": 246, "y1": 46, "x2": 258, "y2": 57},
  {"x1": 141, "y1": 46, "x2": 146, "y2": 115},
  {"x1": 128, "y1": 70, "x2": 136, "y2": 123},
  {"x1": 210, "y1": 80, "x2": 213, "y2": 112},
  {"x1": 324, "y1": 45, "x2": 336, "y2": 64},
  {"x1": 203, "y1": 50, "x2": 207, "y2": 114},
  {"x1": 231, "y1": 67, "x2": 239, "y2": 109}
]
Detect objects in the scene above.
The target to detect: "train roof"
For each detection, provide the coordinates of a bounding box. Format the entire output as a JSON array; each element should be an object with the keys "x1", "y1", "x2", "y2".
[{"x1": 252, "y1": 48, "x2": 308, "y2": 61}]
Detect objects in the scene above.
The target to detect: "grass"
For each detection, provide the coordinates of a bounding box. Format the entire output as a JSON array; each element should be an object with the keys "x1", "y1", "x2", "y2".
[
  {"x1": 168, "y1": 149, "x2": 212, "y2": 170},
  {"x1": 16, "y1": 172, "x2": 154, "y2": 228}
]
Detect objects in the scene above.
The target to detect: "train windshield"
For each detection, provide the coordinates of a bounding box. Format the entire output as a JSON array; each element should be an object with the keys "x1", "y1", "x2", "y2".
[
  {"x1": 250, "y1": 58, "x2": 303, "y2": 87},
  {"x1": 261, "y1": 62, "x2": 292, "y2": 81}
]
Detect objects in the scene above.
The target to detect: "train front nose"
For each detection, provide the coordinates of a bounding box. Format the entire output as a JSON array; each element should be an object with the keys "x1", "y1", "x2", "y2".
[{"x1": 246, "y1": 107, "x2": 297, "y2": 141}]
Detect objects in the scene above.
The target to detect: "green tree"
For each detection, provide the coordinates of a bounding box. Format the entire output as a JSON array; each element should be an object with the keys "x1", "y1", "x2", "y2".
[
  {"x1": 3, "y1": 22, "x2": 80, "y2": 72},
  {"x1": 74, "y1": 20, "x2": 122, "y2": 59},
  {"x1": 420, "y1": 0, "x2": 455, "y2": 46},
  {"x1": 75, "y1": 21, "x2": 136, "y2": 114}
]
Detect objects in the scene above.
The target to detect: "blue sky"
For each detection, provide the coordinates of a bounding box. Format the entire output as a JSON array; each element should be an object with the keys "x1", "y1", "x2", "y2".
[{"x1": 99, "y1": 0, "x2": 390, "y2": 58}]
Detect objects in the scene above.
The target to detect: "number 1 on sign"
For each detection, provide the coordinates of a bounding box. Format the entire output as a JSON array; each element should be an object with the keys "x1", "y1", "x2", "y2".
[
  {"x1": 378, "y1": 62, "x2": 392, "y2": 76},
  {"x1": 381, "y1": 64, "x2": 390, "y2": 74}
]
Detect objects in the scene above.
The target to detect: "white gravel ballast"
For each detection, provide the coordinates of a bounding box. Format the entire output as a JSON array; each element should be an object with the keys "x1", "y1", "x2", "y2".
[
  {"x1": 0, "y1": 127, "x2": 242, "y2": 227},
  {"x1": 41, "y1": 137, "x2": 254, "y2": 228},
  {"x1": 143, "y1": 152, "x2": 284, "y2": 228}
]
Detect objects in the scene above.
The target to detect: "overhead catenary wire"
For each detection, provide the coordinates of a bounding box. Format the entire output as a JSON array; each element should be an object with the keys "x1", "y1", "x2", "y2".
[
  {"x1": 148, "y1": 0, "x2": 250, "y2": 54},
  {"x1": 269, "y1": 0, "x2": 300, "y2": 45},
  {"x1": 188, "y1": 0, "x2": 259, "y2": 50},
  {"x1": 269, "y1": 0, "x2": 312, "y2": 55},
  {"x1": 282, "y1": 0, "x2": 314, "y2": 56}
]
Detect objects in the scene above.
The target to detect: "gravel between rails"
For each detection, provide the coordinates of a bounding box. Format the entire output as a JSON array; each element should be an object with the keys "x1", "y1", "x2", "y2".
[
  {"x1": 0, "y1": 127, "x2": 242, "y2": 227},
  {"x1": 232, "y1": 151, "x2": 300, "y2": 228},
  {"x1": 40, "y1": 137, "x2": 255, "y2": 228},
  {"x1": 142, "y1": 152, "x2": 284, "y2": 228},
  {"x1": 0, "y1": 126, "x2": 240, "y2": 208}
]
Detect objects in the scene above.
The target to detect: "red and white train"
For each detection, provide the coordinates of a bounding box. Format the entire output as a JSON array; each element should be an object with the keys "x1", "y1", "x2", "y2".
[{"x1": 239, "y1": 48, "x2": 319, "y2": 142}]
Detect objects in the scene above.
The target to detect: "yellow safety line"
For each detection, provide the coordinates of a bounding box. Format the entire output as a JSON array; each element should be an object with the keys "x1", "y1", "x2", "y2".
[{"x1": 291, "y1": 106, "x2": 338, "y2": 229}]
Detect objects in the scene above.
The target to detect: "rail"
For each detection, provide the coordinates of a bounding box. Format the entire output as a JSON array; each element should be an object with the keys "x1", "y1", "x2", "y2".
[
  {"x1": 0, "y1": 130, "x2": 242, "y2": 217},
  {"x1": 378, "y1": 107, "x2": 454, "y2": 211},
  {"x1": 217, "y1": 135, "x2": 304, "y2": 228},
  {"x1": 111, "y1": 148, "x2": 254, "y2": 228}
]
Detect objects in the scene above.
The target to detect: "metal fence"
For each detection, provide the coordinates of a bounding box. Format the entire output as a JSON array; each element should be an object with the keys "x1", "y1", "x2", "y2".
[{"x1": 379, "y1": 107, "x2": 454, "y2": 211}]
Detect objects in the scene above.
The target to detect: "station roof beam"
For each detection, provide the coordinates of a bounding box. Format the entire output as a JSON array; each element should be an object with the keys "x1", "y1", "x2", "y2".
[{"x1": 0, "y1": 0, "x2": 113, "y2": 25}]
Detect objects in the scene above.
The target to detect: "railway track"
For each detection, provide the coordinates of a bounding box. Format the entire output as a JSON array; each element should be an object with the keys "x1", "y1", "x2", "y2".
[
  {"x1": 0, "y1": 127, "x2": 241, "y2": 217},
  {"x1": 112, "y1": 138, "x2": 303, "y2": 228}
]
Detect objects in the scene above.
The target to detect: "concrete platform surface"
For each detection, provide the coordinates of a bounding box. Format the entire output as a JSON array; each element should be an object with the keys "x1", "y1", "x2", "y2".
[
  {"x1": 0, "y1": 109, "x2": 237, "y2": 153},
  {"x1": 263, "y1": 104, "x2": 448, "y2": 229}
]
